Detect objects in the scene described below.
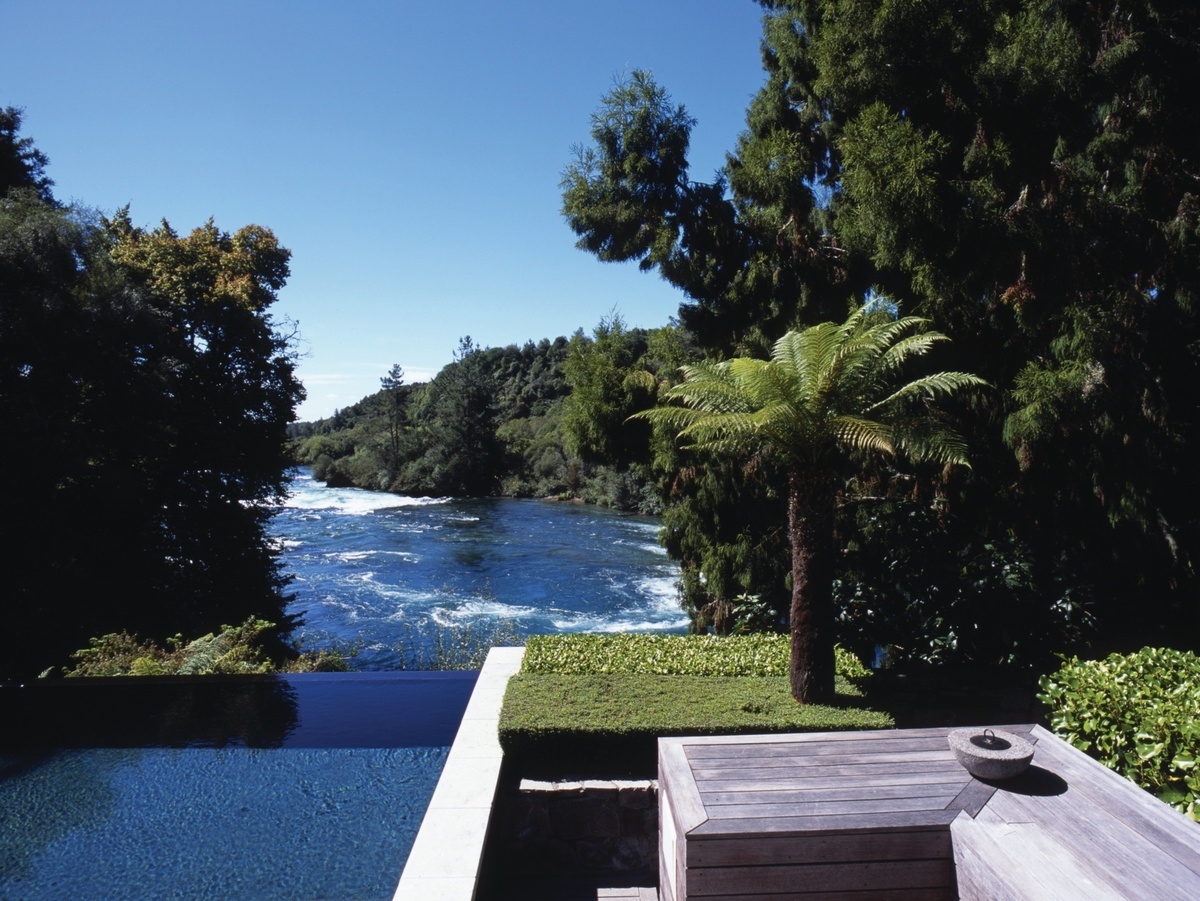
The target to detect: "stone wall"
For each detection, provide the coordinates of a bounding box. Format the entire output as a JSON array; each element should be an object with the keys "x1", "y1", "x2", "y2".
[{"x1": 495, "y1": 778, "x2": 658, "y2": 878}]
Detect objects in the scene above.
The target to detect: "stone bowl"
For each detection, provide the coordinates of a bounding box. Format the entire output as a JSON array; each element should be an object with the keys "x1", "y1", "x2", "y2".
[{"x1": 948, "y1": 728, "x2": 1034, "y2": 780}]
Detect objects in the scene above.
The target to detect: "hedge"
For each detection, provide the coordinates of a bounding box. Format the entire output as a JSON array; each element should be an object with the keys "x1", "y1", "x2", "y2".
[
  {"x1": 520, "y1": 632, "x2": 872, "y2": 681},
  {"x1": 500, "y1": 634, "x2": 890, "y2": 777}
]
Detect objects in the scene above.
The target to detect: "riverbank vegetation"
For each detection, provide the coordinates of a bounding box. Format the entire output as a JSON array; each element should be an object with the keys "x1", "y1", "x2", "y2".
[
  {"x1": 288, "y1": 316, "x2": 685, "y2": 512},
  {"x1": 1, "y1": 109, "x2": 305, "y2": 679},
  {"x1": 62, "y1": 618, "x2": 349, "y2": 677}
]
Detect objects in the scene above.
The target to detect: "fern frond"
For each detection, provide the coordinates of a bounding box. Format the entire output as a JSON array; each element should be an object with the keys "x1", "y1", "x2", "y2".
[{"x1": 867, "y1": 371, "x2": 988, "y2": 414}]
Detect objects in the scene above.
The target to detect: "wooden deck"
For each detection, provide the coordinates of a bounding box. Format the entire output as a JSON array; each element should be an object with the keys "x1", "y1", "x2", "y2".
[{"x1": 659, "y1": 725, "x2": 1200, "y2": 900}]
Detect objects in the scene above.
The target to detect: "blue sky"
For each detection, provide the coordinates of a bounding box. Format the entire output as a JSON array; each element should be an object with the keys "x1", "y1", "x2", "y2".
[{"x1": 3, "y1": 1, "x2": 767, "y2": 420}]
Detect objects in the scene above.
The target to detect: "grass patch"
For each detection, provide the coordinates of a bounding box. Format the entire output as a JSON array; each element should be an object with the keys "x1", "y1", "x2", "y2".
[{"x1": 500, "y1": 635, "x2": 891, "y2": 777}]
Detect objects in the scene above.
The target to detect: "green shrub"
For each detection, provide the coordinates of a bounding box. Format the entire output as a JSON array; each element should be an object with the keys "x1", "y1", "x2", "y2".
[
  {"x1": 1039, "y1": 647, "x2": 1200, "y2": 821},
  {"x1": 521, "y1": 632, "x2": 871, "y2": 681},
  {"x1": 61, "y1": 618, "x2": 349, "y2": 676}
]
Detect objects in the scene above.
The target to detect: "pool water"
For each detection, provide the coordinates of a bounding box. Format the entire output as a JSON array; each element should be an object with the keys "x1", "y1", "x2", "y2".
[{"x1": 0, "y1": 673, "x2": 477, "y2": 901}]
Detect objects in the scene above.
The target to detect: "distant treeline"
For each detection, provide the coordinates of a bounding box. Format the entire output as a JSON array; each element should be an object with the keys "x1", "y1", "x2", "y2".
[{"x1": 288, "y1": 319, "x2": 695, "y2": 513}]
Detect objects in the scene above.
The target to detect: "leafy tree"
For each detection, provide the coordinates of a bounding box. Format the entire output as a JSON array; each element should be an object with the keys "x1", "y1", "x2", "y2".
[
  {"x1": 636, "y1": 305, "x2": 984, "y2": 702},
  {"x1": 561, "y1": 66, "x2": 849, "y2": 354},
  {"x1": 803, "y1": 0, "x2": 1200, "y2": 644},
  {"x1": 0, "y1": 125, "x2": 304, "y2": 678}
]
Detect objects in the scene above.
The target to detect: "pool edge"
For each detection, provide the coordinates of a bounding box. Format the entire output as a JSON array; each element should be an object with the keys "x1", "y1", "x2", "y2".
[{"x1": 392, "y1": 646, "x2": 524, "y2": 901}]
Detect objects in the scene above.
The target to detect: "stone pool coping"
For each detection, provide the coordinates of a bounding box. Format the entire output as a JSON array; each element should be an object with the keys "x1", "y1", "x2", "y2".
[{"x1": 393, "y1": 645, "x2": 524, "y2": 901}]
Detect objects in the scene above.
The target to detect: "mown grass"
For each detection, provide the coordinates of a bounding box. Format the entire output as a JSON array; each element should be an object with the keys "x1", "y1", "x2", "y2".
[{"x1": 499, "y1": 634, "x2": 892, "y2": 777}]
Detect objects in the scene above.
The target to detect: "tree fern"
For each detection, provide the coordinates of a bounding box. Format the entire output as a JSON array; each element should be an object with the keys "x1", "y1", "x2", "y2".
[{"x1": 634, "y1": 302, "x2": 985, "y2": 702}]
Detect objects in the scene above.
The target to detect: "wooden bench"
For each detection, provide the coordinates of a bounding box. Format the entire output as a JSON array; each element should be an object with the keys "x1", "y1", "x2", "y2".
[{"x1": 658, "y1": 725, "x2": 1200, "y2": 900}]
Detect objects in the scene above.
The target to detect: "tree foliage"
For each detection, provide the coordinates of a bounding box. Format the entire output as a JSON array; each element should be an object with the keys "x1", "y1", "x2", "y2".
[
  {"x1": 808, "y1": 0, "x2": 1200, "y2": 646},
  {"x1": 0, "y1": 117, "x2": 304, "y2": 678},
  {"x1": 292, "y1": 324, "x2": 690, "y2": 513},
  {"x1": 293, "y1": 335, "x2": 586, "y2": 500},
  {"x1": 562, "y1": 313, "x2": 656, "y2": 468},
  {"x1": 564, "y1": 0, "x2": 1200, "y2": 667},
  {"x1": 636, "y1": 305, "x2": 983, "y2": 701},
  {"x1": 0, "y1": 106, "x2": 54, "y2": 203}
]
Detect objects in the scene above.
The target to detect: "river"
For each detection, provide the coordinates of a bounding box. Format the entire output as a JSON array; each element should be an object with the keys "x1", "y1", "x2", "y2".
[{"x1": 271, "y1": 469, "x2": 687, "y2": 668}]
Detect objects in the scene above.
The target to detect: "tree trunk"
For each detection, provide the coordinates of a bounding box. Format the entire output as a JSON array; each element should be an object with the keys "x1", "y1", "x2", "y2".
[{"x1": 788, "y1": 466, "x2": 837, "y2": 704}]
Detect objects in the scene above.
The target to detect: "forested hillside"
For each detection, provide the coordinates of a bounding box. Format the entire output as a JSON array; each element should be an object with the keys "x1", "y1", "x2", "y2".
[{"x1": 289, "y1": 317, "x2": 696, "y2": 513}]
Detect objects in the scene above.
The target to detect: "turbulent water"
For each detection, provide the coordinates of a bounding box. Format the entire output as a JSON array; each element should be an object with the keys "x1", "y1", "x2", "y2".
[{"x1": 271, "y1": 470, "x2": 687, "y2": 668}]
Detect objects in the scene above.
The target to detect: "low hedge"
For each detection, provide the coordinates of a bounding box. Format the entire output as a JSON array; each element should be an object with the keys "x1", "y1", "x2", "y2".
[
  {"x1": 520, "y1": 632, "x2": 873, "y2": 681},
  {"x1": 1039, "y1": 647, "x2": 1200, "y2": 821},
  {"x1": 500, "y1": 634, "x2": 890, "y2": 777}
]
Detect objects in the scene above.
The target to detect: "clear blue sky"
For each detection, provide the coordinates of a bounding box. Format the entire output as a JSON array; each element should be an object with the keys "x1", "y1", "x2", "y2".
[{"x1": 3, "y1": 0, "x2": 767, "y2": 420}]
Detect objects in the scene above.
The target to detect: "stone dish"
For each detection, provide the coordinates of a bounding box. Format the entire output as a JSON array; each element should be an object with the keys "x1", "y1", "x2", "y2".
[{"x1": 948, "y1": 727, "x2": 1034, "y2": 780}]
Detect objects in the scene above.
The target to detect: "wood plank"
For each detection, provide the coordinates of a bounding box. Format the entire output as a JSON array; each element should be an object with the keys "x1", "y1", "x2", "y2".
[
  {"x1": 687, "y1": 858, "x2": 955, "y2": 895},
  {"x1": 952, "y1": 809, "x2": 1126, "y2": 900},
  {"x1": 690, "y1": 761, "x2": 965, "y2": 785},
  {"x1": 684, "y1": 735, "x2": 958, "y2": 759},
  {"x1": 659, "y1": 738, "x2": 707, "y2": 835},
  {"x1": 1027, "y1": 726, "x2": 1200, "y2": 872},
  {"x1": 687, "y1": 749, "x2": 958, "y2": 772},
  {"x1": 692, "y1": 892, "x2": 950, "y2": 901},
  {"x1": 702, "y1": 780, "x2": 966, "y2": 806},
  {"x1": 696, "y1": 766, "x2": 968, "y2": 794},
  {"x1": 688, "y1": 808, "x2": 962, "y2": 837},
  {"x1": 688, "y1": 829, "x2": 953, "y2": 868},
  {"x1": 1003, "y1": 736, "x2": 1200, "y2": 859},
  {"x1": 984, "y1": 782, "x2": 1200, "y2": 898},
  {"x1": 660, "y1": 725, "x2": 1200, "y2": 901},
  {"x1": 944, "y1": 776, "x2": 996, "y2": 817},
  {"x1": 708, "y1": 793, "x2": 961, "y2": 820},
  {"x1": 673, "y1": 724, "x2": 1031, "y2": 748}
]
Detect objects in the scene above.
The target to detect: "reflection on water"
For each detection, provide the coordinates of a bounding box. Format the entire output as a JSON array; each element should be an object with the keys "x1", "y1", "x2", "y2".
[
  {"x1": 0, "y1": 745, "x2": 447, "y2": 900},
  {"x1": 1, "y1": 676, "x2": 300, "y2": 748},
  {"x1": 0, "y1": 673, "x2": 474, "y2": 900}
]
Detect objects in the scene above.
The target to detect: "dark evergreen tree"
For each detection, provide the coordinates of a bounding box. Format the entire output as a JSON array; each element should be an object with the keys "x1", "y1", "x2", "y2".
[
  {"x1": 808, "y1": 0, "x2": 1200, "y2": 647},
  {"x1": 416, "y1": 337, "x2": 505, "y2": 496},
  {"x1": 563, "y1": 0, "x2": 1200, "y2": 657},
  {"x1": 562, "y1": 314, "x2": 656, "y2": 469},
  {"x1": 0, "y1": 107, "x2": 54, "y2": 202}
]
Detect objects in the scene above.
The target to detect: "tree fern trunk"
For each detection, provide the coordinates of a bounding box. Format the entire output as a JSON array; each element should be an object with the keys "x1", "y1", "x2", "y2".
[{"x1": 788, "y1": 466, "x2": 836, "y2": 703}]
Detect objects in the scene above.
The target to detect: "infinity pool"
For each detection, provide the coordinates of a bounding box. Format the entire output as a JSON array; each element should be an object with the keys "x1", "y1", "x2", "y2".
[{"x1": 0, "y1": 672, "x2": 477, "y2": 901}]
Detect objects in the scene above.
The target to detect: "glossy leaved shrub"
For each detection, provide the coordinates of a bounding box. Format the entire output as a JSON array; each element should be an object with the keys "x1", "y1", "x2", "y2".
[
  {"x1": 1039, "y1": 648, "x2": 1200, "y2": 820},
  {"x1": 521, "y1": 633, "x2": 870, "y2": 682}
]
